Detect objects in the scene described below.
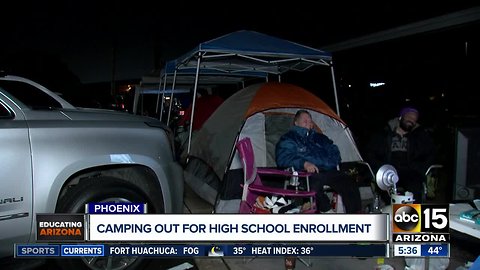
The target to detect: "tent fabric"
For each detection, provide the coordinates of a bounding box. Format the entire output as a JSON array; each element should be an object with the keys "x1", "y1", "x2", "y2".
[
  {"x1": 187, "y1": 83, "x2": 362, "y2": 194},
  {"x1": 245, "y1": 83, "x2": 343, "y2": 124},
  {"x1": 148, "y1": 30, "x2": 331, "y2": 88},
  {"x1": 163, "y1": 60, "x2": 268, "y2": 79},
  {"x1": 174, "y1": 30, "x2": 331, "y2": 75},
  {"x1": 140, "y1": 59, "x2": 267, "y2": 89},
  {"x1": 199, "y1": 30, "x2": 331, "y2": 57},
  {"x1": 178, "y1": 30, "x2": 332, "y2": 70}
]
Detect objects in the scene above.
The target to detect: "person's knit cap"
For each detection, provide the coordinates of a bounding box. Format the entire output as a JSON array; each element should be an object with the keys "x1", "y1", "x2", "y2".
[{"x1": 400, "y1": 107, "x2": 419, "y2": 117}]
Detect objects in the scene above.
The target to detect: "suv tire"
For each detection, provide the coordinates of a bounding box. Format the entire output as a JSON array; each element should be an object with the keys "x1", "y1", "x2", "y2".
[{"x1": 55, "y1": 177, "x2": 163, "y2": 270}]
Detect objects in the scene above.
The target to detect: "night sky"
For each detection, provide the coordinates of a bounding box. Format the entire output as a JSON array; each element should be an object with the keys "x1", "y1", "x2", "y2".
[
  {"x1": 1, "y1": 3, "x2": 479, "y2": 128},
  {"x1": 1, "y1": 2, "x2": 477, "y2": 83}
]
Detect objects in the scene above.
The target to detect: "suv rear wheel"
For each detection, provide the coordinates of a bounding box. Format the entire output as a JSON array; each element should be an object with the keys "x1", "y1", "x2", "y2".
[{"x1": 55, "y1": 177, "x2": 164, "y2": 270}]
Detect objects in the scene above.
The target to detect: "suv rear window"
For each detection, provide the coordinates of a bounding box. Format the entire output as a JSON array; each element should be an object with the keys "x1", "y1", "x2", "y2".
[
  {"x1": 0, "y1": 80, "x2": 61, "y2": 109},
  {"x1": 0, "y1": 101, "x2": 13, "y2": 118}
]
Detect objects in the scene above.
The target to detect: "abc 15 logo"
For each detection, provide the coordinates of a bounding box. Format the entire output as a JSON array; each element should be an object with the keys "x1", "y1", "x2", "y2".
[{"x1": 392, "y1": 204, "x2": 449, "y2": 233}]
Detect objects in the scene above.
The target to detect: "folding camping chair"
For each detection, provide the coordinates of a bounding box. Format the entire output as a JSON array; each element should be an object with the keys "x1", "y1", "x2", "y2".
[
  {"x1": 236, "y1": 137, "x2": 317, "y2": 267},
  {"x1": 236, "y1": 137, "x2": 317, "y2": 214}
]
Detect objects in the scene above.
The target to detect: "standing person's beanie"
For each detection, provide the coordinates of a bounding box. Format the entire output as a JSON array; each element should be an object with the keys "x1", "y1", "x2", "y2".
[{"x1": 400, "y1": 107, "x2": 419, "y2": 118}]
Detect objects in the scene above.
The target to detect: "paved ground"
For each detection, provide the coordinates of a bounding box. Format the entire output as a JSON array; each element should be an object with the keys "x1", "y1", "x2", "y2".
[
  {"x1": 184, "y1": 185, "x2": 479, "y2": 270},
  {"x1": 2, "y1": 183, "x2": 477, "y2": 270}
]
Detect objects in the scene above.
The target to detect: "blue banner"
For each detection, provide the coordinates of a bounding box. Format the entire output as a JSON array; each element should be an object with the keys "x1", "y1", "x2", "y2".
[
  {"x1": 61, "y1": 245, "x2": 105, "y2": 256},
  {"x1": 16, "y1": 244, "x2": 60, "y2": 257},
  {"x1": 421, "y1": 244, "x2": 449, "y2": 257},
  {"x1": 224, "y1": 244, "x2": 387, "y2": 257},
  {"x1": 86, "y1": 203, "x2": 146, "y2": 214}
]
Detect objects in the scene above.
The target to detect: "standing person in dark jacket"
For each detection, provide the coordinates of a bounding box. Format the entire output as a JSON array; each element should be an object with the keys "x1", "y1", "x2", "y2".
[
  {"x1": 276, "y1": 110, "x2": 362, "y2": 214},
  {"x1": 365, "y1": 107, "x2": 435, "y2": 203}
]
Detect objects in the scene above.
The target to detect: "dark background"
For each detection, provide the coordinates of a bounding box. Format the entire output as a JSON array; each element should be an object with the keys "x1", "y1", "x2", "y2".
[{"x1": 1, "y1": 2, "x2": 480, "y2": 200}]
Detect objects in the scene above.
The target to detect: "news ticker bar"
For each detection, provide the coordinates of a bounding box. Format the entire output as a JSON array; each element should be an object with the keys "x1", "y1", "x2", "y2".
[
  {"x1": 15, "y1": 243, "x2": 389, "y2": 258},
  {"x1": 393, "y1": 244, "x2": 449, "y2": 257}
]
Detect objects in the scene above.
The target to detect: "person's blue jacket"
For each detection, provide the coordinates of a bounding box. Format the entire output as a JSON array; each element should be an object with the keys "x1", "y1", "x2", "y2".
[{"x1": 275, "y1": 125, "x2": 341, "y2": 171}]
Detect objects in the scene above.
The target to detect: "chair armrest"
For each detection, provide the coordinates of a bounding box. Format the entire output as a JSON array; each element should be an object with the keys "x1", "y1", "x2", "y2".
[
  {"x1": 356, "y1": 161, "x2": 375, "y2": 181},
  {"x1": 425, "y1": 164, "x2": 443, "y2": 176},
  {"x1": 257, "y1": 168, "x2": 291, "y2": 176},
  {"x1": 249, "y1": 184, "x2": 316, "y2": 197},
  {"x1": 257, "y1": 167, "x2": 311, "y2": 177}
]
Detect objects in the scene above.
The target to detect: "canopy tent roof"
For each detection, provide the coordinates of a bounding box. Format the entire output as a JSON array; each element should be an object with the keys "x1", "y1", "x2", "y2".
[
  {"x1": 142, "y1": 30, "x2": 334, "y2": 92},
  {"x1": 175, "y1": 30, "x2": 332, "y2": 75},
  {"x1": 141, "y1": 60, "x2": 266, "y2": 87},
  {"x1": 135, "y1": 57, "x2": 267, "y2": 115},
  {"x1": 136, "y1": 59, "x2": 267, "y2": 117},
  {"x1": 137, "y1": 88, "x2": 190, "y2": 95}
]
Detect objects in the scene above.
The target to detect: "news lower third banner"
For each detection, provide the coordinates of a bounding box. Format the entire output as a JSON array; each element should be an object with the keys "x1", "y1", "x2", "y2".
[
  {"x1": 15, "y1": 243, "x2": 390, "y2": 257},
  {"x1": 87, "y1": 214, "x2": 388, "y2": 242}
]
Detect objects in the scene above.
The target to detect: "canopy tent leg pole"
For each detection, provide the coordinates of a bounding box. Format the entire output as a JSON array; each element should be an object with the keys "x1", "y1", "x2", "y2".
[
  {"x1": 278, "y1": 74, "x2": 281, "y2": 82},
  {"x1": 132, "y1": 83, "x2": 140, "y2": 114},
  {"x1": 186, "y1": 52, "x2": 203, "y2": 156},
  {"x1": 140, "y1": 87, "x2": 144, "y2": 116},
  {"x1": 166, "y1": 70, "x2": 178, "y2": 125},
  {"x1": 158, "y1": 73, "x2": 168, "y2": 120},
  {"x1": 330, "y1": 65, "x2": 341, "y2": 117}
]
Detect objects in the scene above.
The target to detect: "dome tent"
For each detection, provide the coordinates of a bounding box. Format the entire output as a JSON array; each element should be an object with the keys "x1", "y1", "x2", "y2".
[{"x1": 184, "y1": 82, "x2": 370, "y2": 212}]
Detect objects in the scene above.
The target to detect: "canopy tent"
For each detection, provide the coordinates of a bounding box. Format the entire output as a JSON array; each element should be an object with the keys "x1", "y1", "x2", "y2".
[
  {"x1": 166, "y1": 30, "x2": 339, "y2": 155},
  {"x1": 137, "y1": 59, "x2": 268, "y2": 123},
  {"x1": 143, "y1": 60, "x2": 268, "y2": 86},
  {"x1": 132, "y1": 84, "x2": 190, "y2": 117},
  {"x1": 175, "y1": 30, "x2": 332, "y2": 74}
]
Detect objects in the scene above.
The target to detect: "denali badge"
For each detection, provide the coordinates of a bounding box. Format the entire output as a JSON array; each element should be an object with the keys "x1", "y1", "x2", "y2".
[{"x1": 0, "y1": 197, "x2": 24, "y2": 205}]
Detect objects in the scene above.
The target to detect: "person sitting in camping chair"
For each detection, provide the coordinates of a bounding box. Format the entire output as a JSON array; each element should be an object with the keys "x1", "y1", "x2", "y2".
[{"x1": 275, "y1": 110, "x2": 362, "y2": 213}]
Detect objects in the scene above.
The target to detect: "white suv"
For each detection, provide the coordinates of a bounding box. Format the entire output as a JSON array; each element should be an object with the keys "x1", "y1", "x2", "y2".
[{"x1": 0, "y1": 74, "x2": 184, "y2": 269}]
